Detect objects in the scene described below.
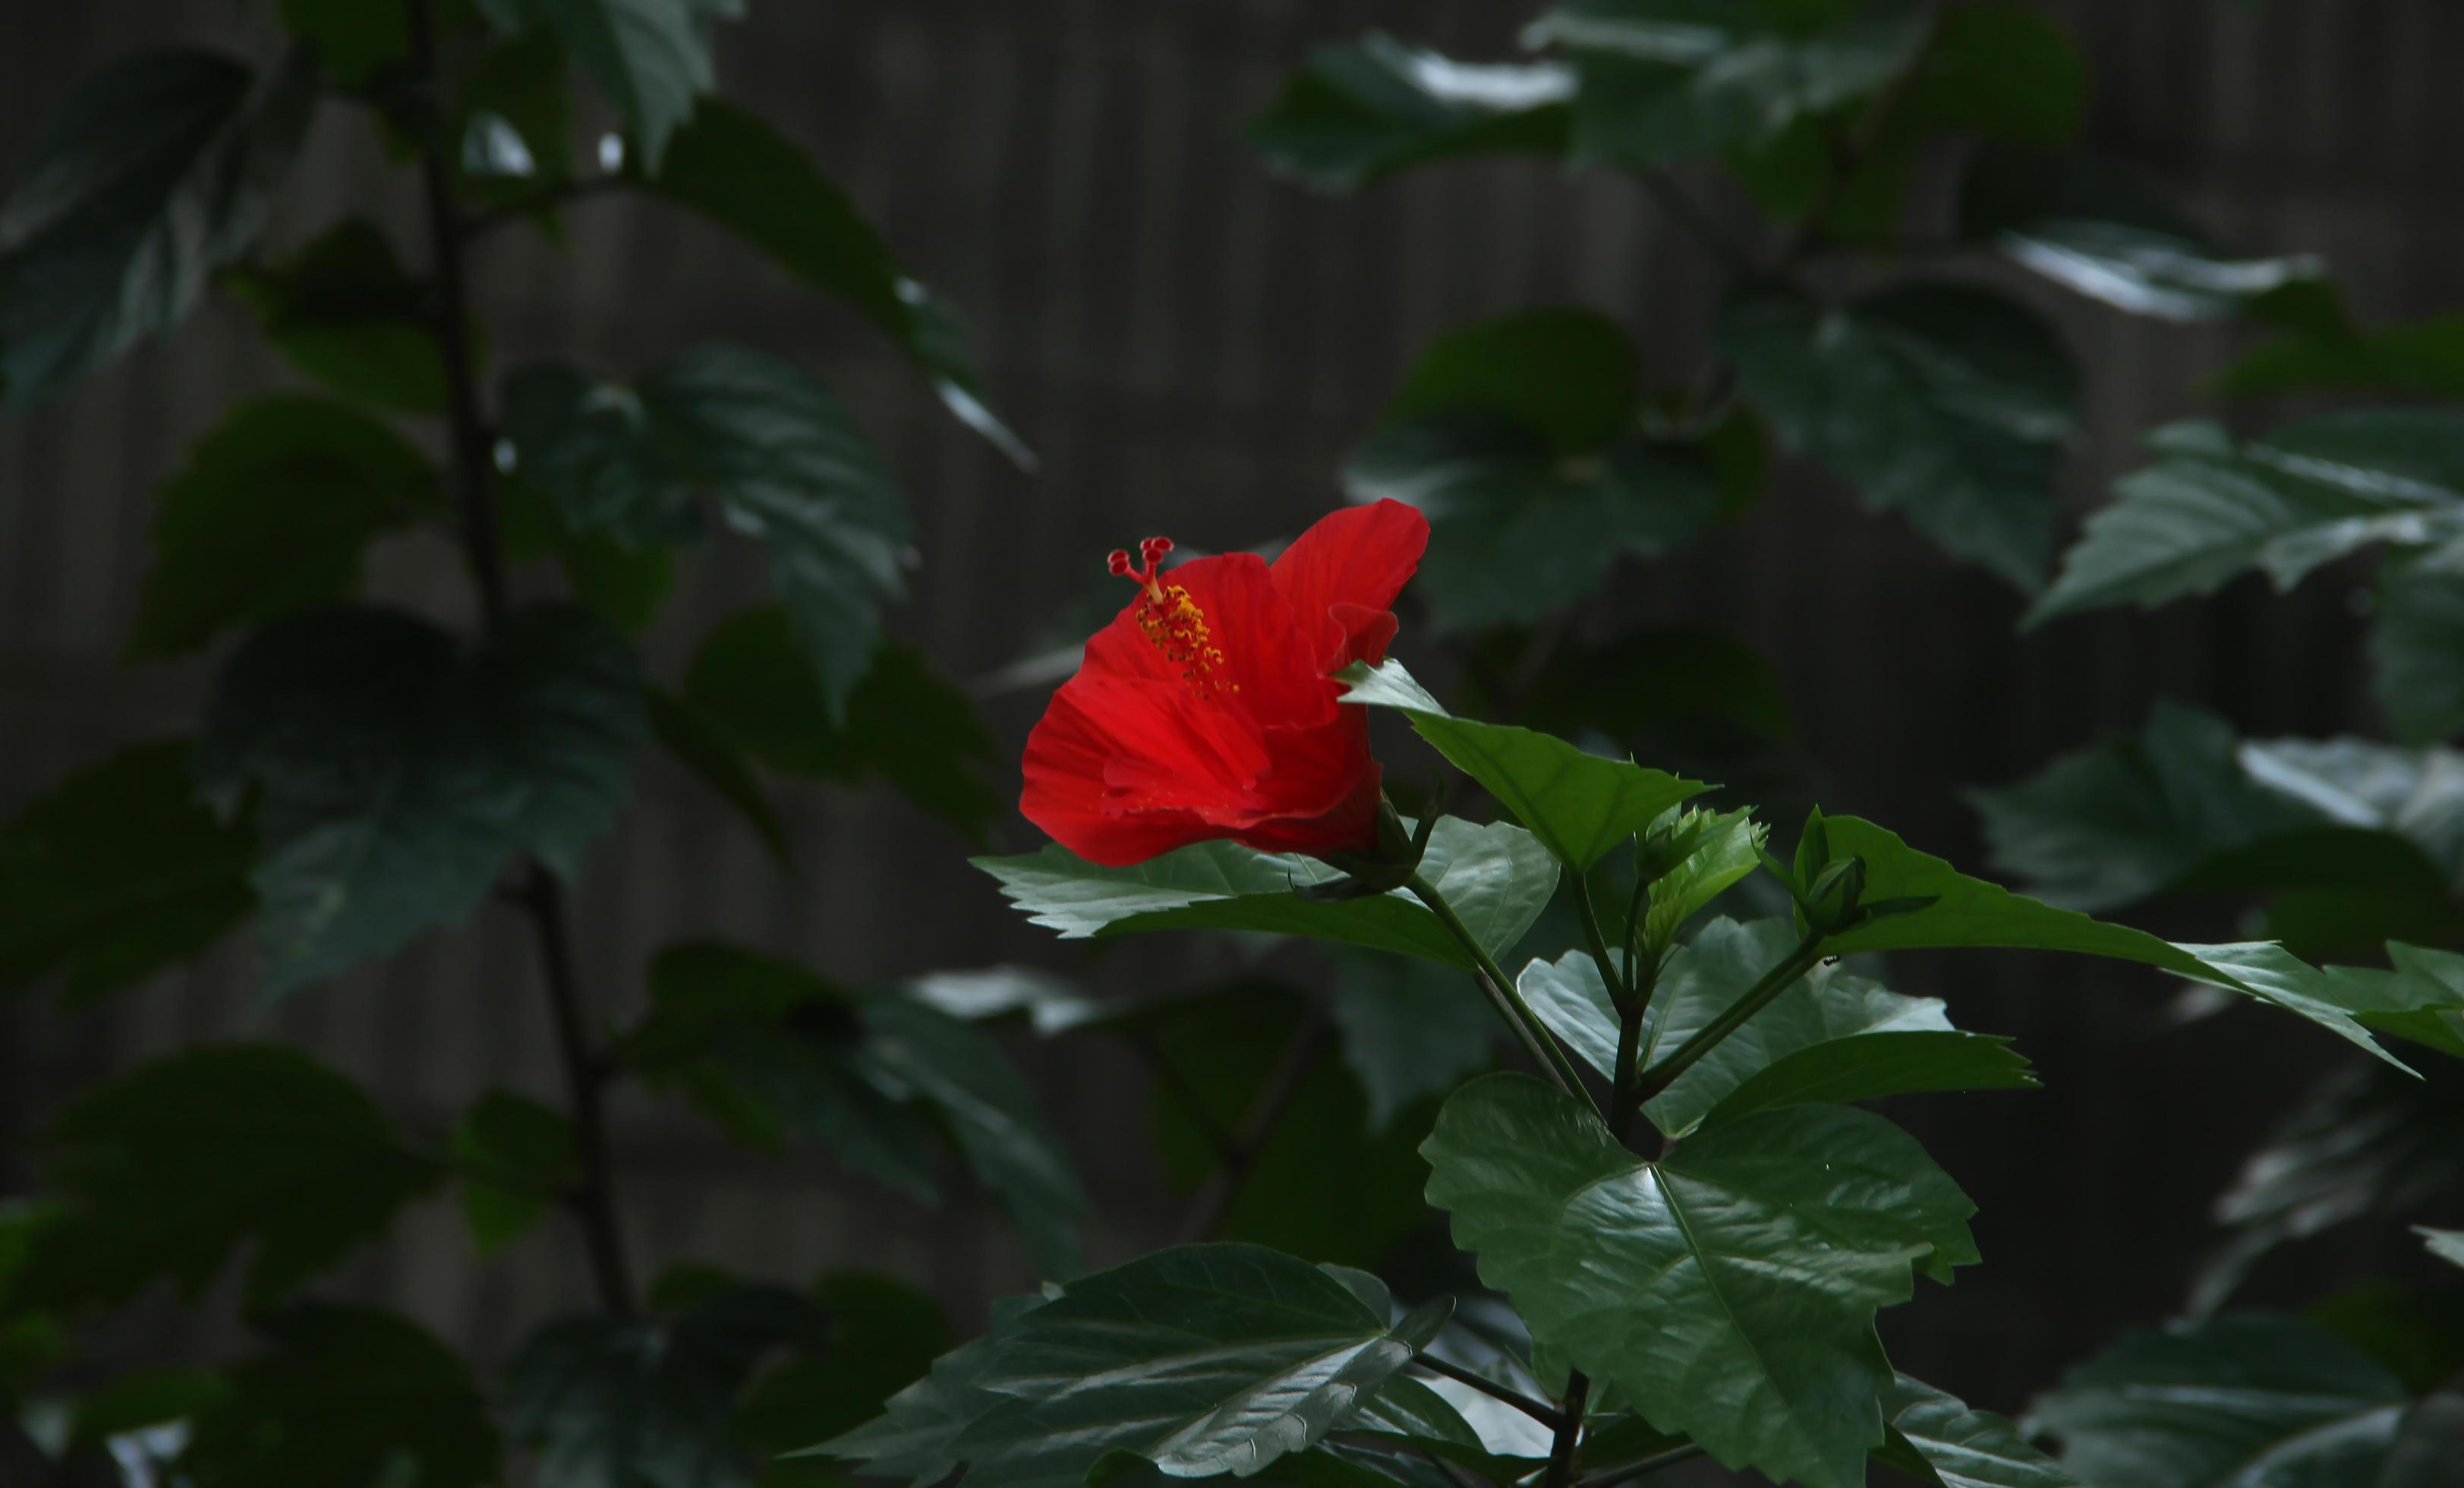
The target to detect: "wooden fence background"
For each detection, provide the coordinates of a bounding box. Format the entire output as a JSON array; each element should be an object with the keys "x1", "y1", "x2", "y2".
[{"x1": 5, "y1": 0, "x2": 2462, "y2": 1425}]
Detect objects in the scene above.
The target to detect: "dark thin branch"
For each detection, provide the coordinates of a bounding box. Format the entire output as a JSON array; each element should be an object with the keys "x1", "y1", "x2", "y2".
[
  {"x1": 409, "y1": 0, "x2": 638, "y2": 1319},
  {"x1": 1410, "y1": 1354, "x2": 1569, "y2": 1432},
  {"x1": 1174, "y1": 1014, "x2": 1334, "y2": 1244},
  {"x1": 1573, "y1": 1442, "x2": 1707, "y2": 1488},
  {"x1": 460, "y1": 173, "x2": 630, "y2": 240}
]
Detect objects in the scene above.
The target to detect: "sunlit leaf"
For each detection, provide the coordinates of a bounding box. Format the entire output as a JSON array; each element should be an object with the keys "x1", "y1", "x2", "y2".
[
  {"x1": 1875, "y1": 1374, "x2": 2076, "y2": 1488},
  {"x1": 474, "y1": 0, "x2": 739, "y2": 169},
  {"x1": 1251, "y1": 34, "x2": 1571, "y2": 191}
]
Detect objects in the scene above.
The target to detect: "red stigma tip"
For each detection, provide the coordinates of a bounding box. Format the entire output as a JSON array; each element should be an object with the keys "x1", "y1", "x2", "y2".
[
  {"x1": 1142, "y1": 536, "x2": 1174, "y2": 560},
  {"x1": 1107, "y1": 550, "x2": 1133, "y2": 575}
]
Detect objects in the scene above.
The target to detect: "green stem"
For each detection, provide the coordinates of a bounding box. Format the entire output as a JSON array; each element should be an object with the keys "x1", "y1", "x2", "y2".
[
  {"x1": 1410, "y1": 1354, "x2": 1568, "y2": 1432},
  {"x1": 1605, "y1": 952, "x2": 1661, "y2": 1143},
  {"x1": 1407, "y1": 874, "x2": 1600, "y2": 1118},
  {"x1": 1570, "y1": 872, "x2": 1629, "y2": 1007},
  {"x1": 1633, "y1": 932, "x2": 1827, "y2": 1107},
  {"x1": 1544, "y1": 1374, "x2": 1591, "y2": 1488}
]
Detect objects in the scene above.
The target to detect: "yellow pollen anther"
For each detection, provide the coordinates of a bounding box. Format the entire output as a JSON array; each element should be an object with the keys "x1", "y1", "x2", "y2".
[{"x1": 1134, "y1": 583, "x2": 1233, "y2": 695}]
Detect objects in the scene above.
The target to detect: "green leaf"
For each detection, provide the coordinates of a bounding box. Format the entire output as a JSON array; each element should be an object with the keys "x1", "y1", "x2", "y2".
[
  {"x1": 1534, "y1": 0, "x2": 1933, "y2": 169},
  {"x1": 977, "y1": 815, "x2": 1558, "y2": 969},
  {"x1": 1147, "y1": 985, "x2": 1435, "y2": 1268},
  {"x1": 1973, "y1": 699, "x2": 2411, "y2": 911},
  {"x1": 511, "y1": 1283, "x2": 829, "y2": 1488},
  {"x1": 2375, "y1": 544, "x2": 2464, "y2": 745},
  {"x1": 128, "y1": 396, "x2": 437, "y2": 659},
  {"x1": 1328, "y1": 950, "x2": 1500, "y2": 1133},
  {"x1": 503, "y1": 345, "x2": 911, "y2": 720},
  {"x1": 0, "y1": 46, "x2": 317, "y2": 408},
  {"x1": 819, "y1": 1296, "x2": 1048, "y2": 1488},
  {"x1": 1514, "y1": 950, "x2": 1622, "y2": 1083},
  {"x1": 1637, "y1": 916, "x2": 2031, "y2": 1136},
  {"x1": 1959, "y1": 146, "x2": 2321, "y2": 320},
  {"x1": 6, "y1": 1045, "x2": 439, "y2": 1313},
  {"x1": 2424, "y1": 1229, "x2": 2464, "y2": 1270},
  {"x1": 644, "y1": 99, "x2": 1027, "y2": 464},
  {"x1": 2029, "y1": 414, "x2": 2464, "y2": 626},
  {"x1": 2027, "y1": 1314, "x2": 2408, "y2": 1488},
  {"x1": 1346, "y1": 421, "x2": 1723, "y2": 633},
  {"x1": 2191, "y1": 1061, "x2": 2464, "y2": 1316},
  {"x1": 2219, "y1": 285, "x2": 2464, "y2": 402},
  {"x1": 1379, "y1": 311, "x2": 1638, "y2": 454},
  {"x1": 455, "y1": 26, "x2": 578, "y2": 208},
  {"x1": 1640, "y1": 806, "x2": 1766, "y2": 950},
  {"x1": 1720, "y1": 285, "x2": 2078, "y2": 589},
  {"x1": 475, "y1": 0, "x2": 739, "y2": 170},
  {"x1": 831, "y1": 1244, "x2": 1449, "y2": 1488},
  {"x1": 682, "y1": 609, "x2": 1000, "y2": 839},
  {"x1": 647, "y1": 686, "x2": 793, "y2": 866},
  {"x1": 197, "y1": 604, "x2": 645, "y2": 995},
  {"x1": 0, "y1": 739, "x2": 254, "y2": 1001},
  {"x1": 180, "y1": 1305, "x2": 501, "y2": 1486},
  {"x1": 626, "y1": 943, "x2": 1088, "y2": 1278},
  {"x1": 222, "y1": 218, "x2": 449, "y2": 411},
  {"x1": 1423, "y1": 1074, "x2": 1975, "y2": 1488},
  {"x1": 1341, "y1": 660, "x2": 1707, "y2": 871},
  {"x1": 1250, "y1": 34, "x2": 1572, "y2": 191},
  {"x1": 1811, "y1": 810, "x2": 2299, "y2": 984},
  {"x1": 452, "y1": 1089, "x2": 578, "y2": 1256},
  {"x1": 499, "y1": 475, "x2": 678, "y2": 633},
  {"x1": 735, "y1": 1273, "x2": 952, "y2": 1483},
  {"x1": 1876, "y1": 1374, "x2": 2075, "y2": 1488},
  {"x1": 900, "y1": 966, "x2": 1104, "y2": 1036}
]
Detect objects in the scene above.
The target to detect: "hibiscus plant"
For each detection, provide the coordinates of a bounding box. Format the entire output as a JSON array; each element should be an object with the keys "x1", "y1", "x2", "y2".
[{"x1": 6, "y1": 4, "x2": 2464, "y2": 1488}]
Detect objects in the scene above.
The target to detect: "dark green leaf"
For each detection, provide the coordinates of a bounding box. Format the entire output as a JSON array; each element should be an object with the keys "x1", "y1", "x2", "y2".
[
  {"x1": 977, "y1": 815, "x2": 1557, "y2": 969},
  {"x1": 452, "y1": 1089, "x2": 578, "y2": 1256},
  {"x1": 1875, "y1": 1374, "x2": 2075, "y2": 1488},
  {"x1": 503, "y1": 345, "x2": 909, "y2": 719},
  {"x1": 644, "y1": 99, "x2": 1026, "y2": 463},
  {"x1": 222, "y1": 218, "x2": 449, "y2": 411},
  {"x1": 682, "y1": 609, "x2": 1000, "y2": 838},
  {"x1": 2191, "y1": 1061, "x2": 2464, "y2": 1316},
  {"x1": 475, "y1": 0, "x2": 738, "y2": 170},
  {"x1": 0, "y1": 739, "x2": 254, "y2": 1000},
  {"x1": 197, "y1": 604, "x2": 645, "y2": 995},
  {"x1": 1380, "y1": 311, "x2": 1637, "y2": 454},
  {"x1": 1346, "y1": 421, "x2": 1722, "y2": 633},
  {"x1": 648, "y1": 686, "x2": 793, "y2": 866},
  {"x1": 1720, "y1": 285, "x2": 2078, "y2": 589},
  {"x1": 46, "y1": 1368, "x2": 229, "y2": 1454},
  {"x1": 1147, "y1": 985, "x2": 1435, "y2": 1267},
  {"x1": 2027, "y1": 1315, "x2": 2407, "y2": 1488},
  {"x1": 1341, "y1": 660, "x2": 1706, "y2": 871},
  {"x1": 626, "y1": 944, "x2": 1088, "y2": 1278},
  {"x1": 2029, "y1": 414, "x2": 2464, "y2": 626},
  {"x1": 1959, "y1": 146, "x2": 2321, "y2": 320},
  {"x1": 736, "y1": 1272, "x2": 952, "y2": 1483},
  {"x1": 1423, "y1": 1074, "x2": 1975, "y2": 1488},
  {"x1": 7, "y1": 1045, "x2": 439, "y2": 1313},
  {"x1": 1535, "y1": 0, "x2": 1933, "y2": 169},
  {"x1": 456, "y1": 26, "x2": 575, "y2": 208},
  {"x1": 128, "y1": 396, "x2": 437, "y2": 658},
  {"x1": 2219, "y1": 285, "x2": 2464, "y2": 402},
  {"x1": 819, "y1": 1296, "x2": 1048, "y2": 1488},
  {"x1": 498, "y1": 475, "x2": 678, "y2": 634},
  {"x1": 1974, "y1": 699, "x2": 2412, "y2": 911},
  {"x1": 511, "y1": 1283, "x2": 829, "y2": 1488},
  {"x1": 181, "y1": 1305, "x2": 500, "y2": 1486},
  {"x1": 0, "y1": 46, "x2": 317, "y2": 407},
  {"x1": 1637, "y1": 916, "x2": 2031, "y2": 1136},
  {"x1": 1249, "y1": 34, "x2": 1571, "y2": 191},
  {"x1": 2381, "y1": 1370, "x2": 2464, "y2": 1488},
  {"x1": 1327, "y1": 950, "x2": 1500, "y2": 1133},
  {"x1": 831, "y1": 1245, "x2": 1448, "y2": 1488},
  {"x1": 2425, "y1": 1230, "x2": 2464, "y2": 1270},
  {"x1": 2376, "y1": 545, "x2": 2464, "y2": 745}
]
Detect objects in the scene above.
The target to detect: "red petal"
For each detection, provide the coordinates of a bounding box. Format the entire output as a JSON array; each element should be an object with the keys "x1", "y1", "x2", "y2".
[
  {"x1": 1268, "y1": 500, "x2": 1429, "y2": 670},
  {"x1": 1082, "y1": 551, "x2": 1326, "y2": 727}
]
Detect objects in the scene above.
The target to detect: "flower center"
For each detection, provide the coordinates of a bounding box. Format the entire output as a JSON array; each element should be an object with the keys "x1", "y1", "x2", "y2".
[{"x1": 1108, "y1": 535, "x2": 1232, "y2": 694}]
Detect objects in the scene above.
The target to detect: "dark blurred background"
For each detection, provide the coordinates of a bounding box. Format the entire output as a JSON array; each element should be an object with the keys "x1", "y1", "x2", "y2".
[{"x1": 4, "y1": 0, "x2": 2458, "y2": 1421}]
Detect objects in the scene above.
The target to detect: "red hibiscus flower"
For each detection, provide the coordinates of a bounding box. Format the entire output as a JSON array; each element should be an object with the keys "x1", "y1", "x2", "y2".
[{"x1": 1021, "y1": 500, "x2": 1430, "y2": 867}]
